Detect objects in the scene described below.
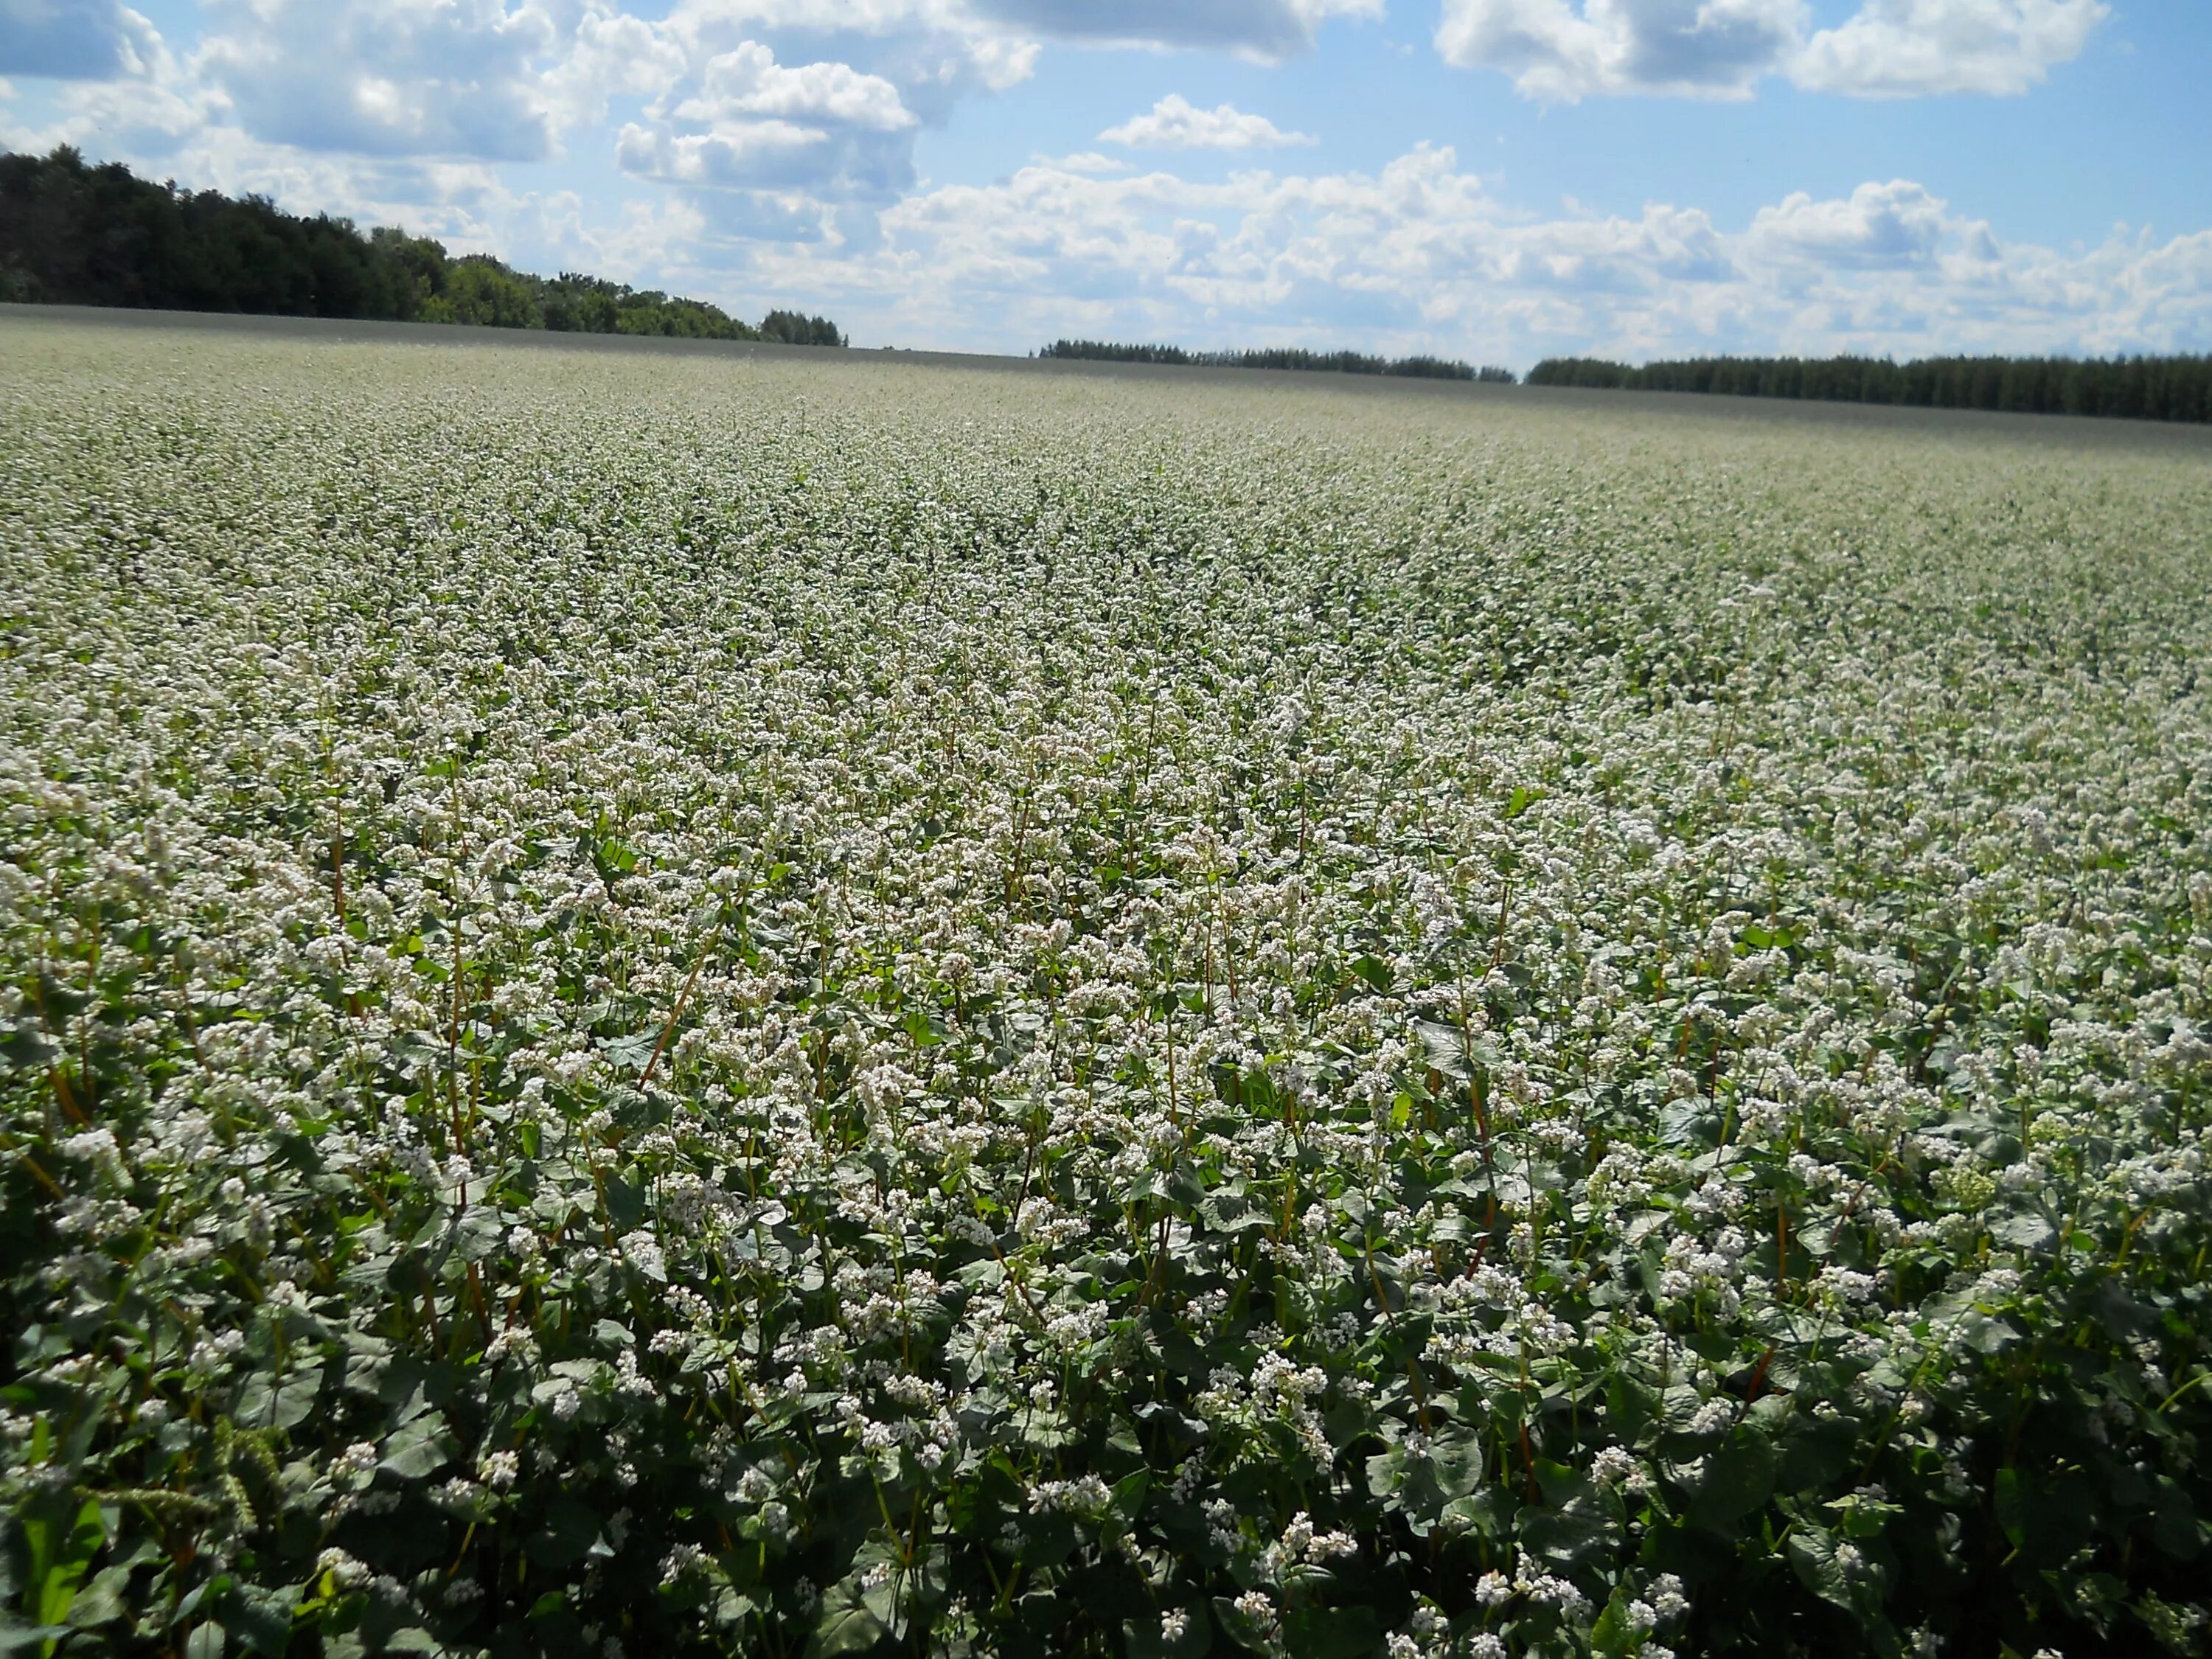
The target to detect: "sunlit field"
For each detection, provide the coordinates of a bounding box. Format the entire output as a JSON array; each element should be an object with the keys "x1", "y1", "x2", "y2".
[{"x1": 4, "y1": 316, "x2": 2210, "y2": 1659}]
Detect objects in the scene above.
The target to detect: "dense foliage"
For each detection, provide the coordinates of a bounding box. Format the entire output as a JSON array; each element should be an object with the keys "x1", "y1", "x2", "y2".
[
  {"x1": 761, "y1": 313, "x2": 849, "y2": 349},
  {"x1": 4, "y1": 316, "x2": 2211, "y2": 1659},
  {"x1": 1038, "y1": 341, "x2": 1510, "y2": 383},
  {"x1": 0, "y1": 148, "x2": 842, "y2": 347},
  {"x1": 1526, "y1": 354, "x2": 2211, "y2": 425}
]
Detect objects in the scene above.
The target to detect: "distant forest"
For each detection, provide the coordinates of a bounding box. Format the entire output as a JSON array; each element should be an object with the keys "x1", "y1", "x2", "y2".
[
  {"x1": 1039, "y1": 339, "x2": 1514, "y2": 383},
  {"x1": 0, "y1": 147, "x2": 844, "y2": 347},
  {"x1": 1528, "y1": 352, "x2": 2211, "y2": 425}
]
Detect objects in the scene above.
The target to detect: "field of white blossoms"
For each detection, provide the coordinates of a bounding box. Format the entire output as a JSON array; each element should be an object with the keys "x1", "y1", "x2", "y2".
[{"x1": 3, "y1": 317, "x2": 2211, "y2": 1659}]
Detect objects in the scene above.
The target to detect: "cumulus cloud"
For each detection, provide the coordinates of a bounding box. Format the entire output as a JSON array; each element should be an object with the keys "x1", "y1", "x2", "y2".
[
  {"x1": 2, "y1": 0, "x2": 1038, "y2": 253},
  {"x1": 0, "y1": 0, "x2": 160, "y2": 80},
  {"x1": 1748, "y1": 178, "x2": 1955, "y2": 267},
  {"x1": 618, "y1": 119, "x2": 827, "y2": 184},
  {"x1": 970, "y1": 0, "x2": 1379, "y2": 59},
  {"x1": 858, "y1": 144, "x2": 1736, "y2": 330},
  {"x1": 1794, "y1": 0, "x2": 2107, "y2": 97},
  {"x1": 159, "y1": 0, "x2": 1036, "y2": 178},
  {"x1": 740, "y1": 152, "x2": 2210, "y2": 364},
  {"x1": 195, "y1": 0, "x2": 566, "y2": 161},
  {"x1": 613, "y1": 39, "x2": 928, "y2": 211},
  {"x1": 1037, "y1": 150, "x2": 1128, "y2": 173},
  {"x1": 1435, "y1": 0, "x2": 2105, "y2": 100},
  {"x1": 3, "y1": 0, "x2": 2197, "y2": 366},
  {"x1": 576, "y1": 2, "x2": 1055, "y2": 227},
  {"x1": 1100, "y1": 94, "x2": 1313, "y2": 149},
  {"x1": 1436, "y1": 0, "x2": 1807, "y2": 100},
  {"x1": 675, "y1": 43, "x2": 915, "y2": 131}
]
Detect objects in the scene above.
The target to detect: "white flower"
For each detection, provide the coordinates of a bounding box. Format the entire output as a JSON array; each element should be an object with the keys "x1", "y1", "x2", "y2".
[
  {"x1": 1686, "y1": 1399, "x2": 1734, "y2": 1436},
  {"x1": 315, "y1": 1548, "x2": 370, "y2": 1589},
  {"x1": 659, "y1": 1543, "x2": 704, "y2": 1586},
  {"x1": 1231, "y1": 1589, "x2": 1277, "y2": 1635},
  {"x1": 478, "y1": 1450, "x2": 520, "y2": 1490},
  {"x1": 1593, "y1": 1445, "x2": 1638, "y2": 1485}
]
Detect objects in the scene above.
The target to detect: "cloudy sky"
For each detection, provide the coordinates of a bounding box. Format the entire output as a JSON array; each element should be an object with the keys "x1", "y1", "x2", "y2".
[{"x1": 4, "y1": 1, "x2": 2207, "y2": 364}]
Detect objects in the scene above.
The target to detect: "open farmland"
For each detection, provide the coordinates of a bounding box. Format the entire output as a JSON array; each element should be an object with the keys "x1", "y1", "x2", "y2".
[{"x1": 4, "y1": 316, "x2": 2212, "y2": 1659}]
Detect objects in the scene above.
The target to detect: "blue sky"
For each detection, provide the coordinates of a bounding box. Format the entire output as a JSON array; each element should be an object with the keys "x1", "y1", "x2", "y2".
[{"x1": 4, "y1": 1, "x2": 2207, "y2": 364}]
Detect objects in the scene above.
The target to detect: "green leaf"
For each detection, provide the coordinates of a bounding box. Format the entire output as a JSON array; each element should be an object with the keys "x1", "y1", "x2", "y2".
[
  {"x1": 235, "y1": 1366, "x2": 321, "y2": 1432},
  {"x1": 603, "y1": 1169, "x2": 647, "y2": 1231},
  {"x1": 1212, "y1": 1596, "x2": 1273, "y2": 1655},
  {"x1": 1989, "y1": 1211, "x2": 2054, "y2": 1251},
  {"x1": 1519, "y1": 1471, "x2": 1618, "y2": 1568},
  {"x1": 63, "y1": 1562, "x2": 131, "y2": 1631},
  {"x1": 1283, "y1": 1605, "x2": 1379, "y2": 1659},
  {"x1": 1785, "y1": 1526, "x2": 1891, "y2": 1636},
  {"x1": 1787, "y1": 1526, "x2": 1857, "y2": 1613},
  {"x1": 1689, "y1": 1425, "x2": 1775, "y2": 1533},
  {"x1": 1775, "y1": 1411, "x2": 1858, "y2": 1495},
  {"x1": 2146, "y1": 1478, "x2": 2201, "y2": 1561},
  {"x1": 21, "y1": 1495, "x2": 103, "y2": 1635},
  {"x1": 599, "y1": 1029, "x2": 658, "y2": 1074},
  {"x1": 215, "y1": 1580, "x2": 299, "y2": 1657},
  {"x1": 526, "y1": 1499, "x2": 606, "y2": 1569},
  {"x1": 0, "y1": 1624, "x2": 74, "y2": 1658},
  {"x1": 1350, "y1": 955, "x2": 1393, "y2": 994},
  {"x1": 806, "y1": 1585, "x2": 888, "y2": 1658},
  {"x1": 1656, "y1": 1099, "x2": 1716, "y2": 1147},
  {"x1": 1993, "y1": 1467, "x2": 2026, "y2": 1550},
  {"x1": 1413, "y1": 1020, "x2": 1474, "y2": 1080},
  {"x1": 1590, "y1": 1590, "x2": 1643, "y2": 1659},
  {"x1": 378, "y1": 1416, "x2": 455, "y2": 1481}
]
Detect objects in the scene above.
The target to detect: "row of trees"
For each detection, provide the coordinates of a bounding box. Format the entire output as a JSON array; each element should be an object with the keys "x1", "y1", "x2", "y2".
[
  {"x1": 0, "y1": 147, "x2": 844, "y2": 347},
  {"x1": 1527, "y1": 352, "x2": 2211, "y2": 425},
  {"x1": 1038, "y1": 339, "x2": 1515, "y2": 383}
]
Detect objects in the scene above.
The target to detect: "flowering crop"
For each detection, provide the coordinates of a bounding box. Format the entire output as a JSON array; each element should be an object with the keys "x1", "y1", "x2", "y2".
[{"x1": 3, "y1": 319, "x2": 2211, "y2": 1659}]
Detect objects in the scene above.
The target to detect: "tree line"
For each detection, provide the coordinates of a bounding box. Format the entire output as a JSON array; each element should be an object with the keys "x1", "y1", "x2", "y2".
[
  {"x1": 1039, "y1": 339, "x2": 1514, "y2": 383},
  {"x1": 0, "y1": 147, "x2": 844, "y2": 347},
  {"x1": 1526, "y1": 352, "x2": 2211, "y2": 424}
]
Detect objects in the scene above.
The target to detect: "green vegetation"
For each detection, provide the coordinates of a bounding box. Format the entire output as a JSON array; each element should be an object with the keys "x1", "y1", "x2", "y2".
[
  {"x1": 1527, "y1": 352, "x2": 2211, "y2": 424},
  {"x1": 3, "y1": 316, "x2": 2211, "y2": 1659},
  {"x1": 1040, "y1": 339, "x2": 1511, "y2": 383},
  {"x1": 0, "y1": 147, "x2": 843, "y2": 347}
]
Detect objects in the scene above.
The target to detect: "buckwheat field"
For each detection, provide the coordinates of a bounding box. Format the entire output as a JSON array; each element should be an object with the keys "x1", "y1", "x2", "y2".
[{"x1": 4, "y1": 317, "x2": 2211, "y2": 1659}]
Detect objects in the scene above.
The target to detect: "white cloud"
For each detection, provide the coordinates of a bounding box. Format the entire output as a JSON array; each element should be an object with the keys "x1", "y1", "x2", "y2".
[
  {"x1": 1794, "y1": 0, "x2": 2107, "y2": 97},
  {"x1": 1435, "y1": 0, "x2": 2105, "y2": 100},
  {"x1": 1, "y1": 0, "x2": 2198, "y2": 364},
  {"x1": 675, "y1": 44, "x2": 915, "y2": 131},
  {"x1": 1100, "y1": 94, "x2": 1314, "y2": 149},
  {"x1": 1748, "y1": 178, "x2": 1955, "y2": 267},
  {"x1": 618, "y1": 118, "x2": 823, "y2": 171},
  {"x1": 747, "y1": 152, "x2": 2211, "y2": 364},
  {"x1": 195, "y1": 0, "x2": 566, "y2": 161},
  {"x1": 575, "y1": 3, "x2": 1053, "y2": 221},
  {"x1": 970, "y1": 0, "x2": 1379, "y2": 59},
  {"x1": 0, "y1": 0, "x2": 159, "y2": 80},
  {"x1": 616, "y1": 39, "x2": 924, "y2": 207},
  {"x1": 1435, "y1": 0, "x2": 1810, "y2": 100},
  {"x1": 1041, "y1": 150, "x2": 1129, "y2": 173}
]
